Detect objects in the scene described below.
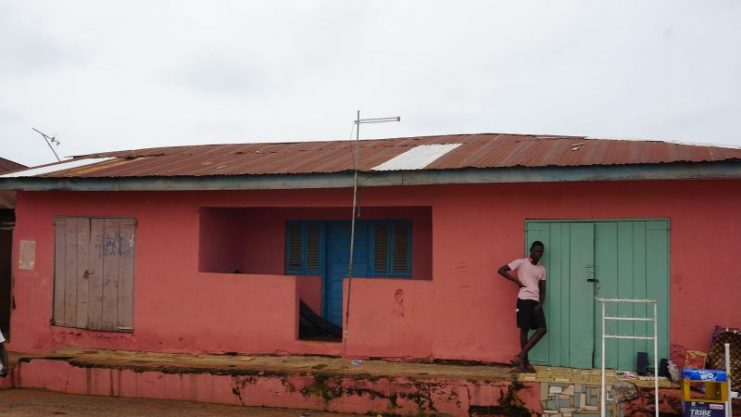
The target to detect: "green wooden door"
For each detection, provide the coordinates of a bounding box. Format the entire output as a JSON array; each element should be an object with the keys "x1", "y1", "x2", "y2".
[
  {"x1": 527, "y1": 220, "x2": 669, "y2": 369},
  {"x1": 525, "y1": 222, "x2": 596, "y2": 368}
]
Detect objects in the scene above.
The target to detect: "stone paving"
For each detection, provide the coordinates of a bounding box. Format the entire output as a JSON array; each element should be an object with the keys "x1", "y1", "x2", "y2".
[{"x1": 517, "y1": 365, "x2": 675, "y2": 417}]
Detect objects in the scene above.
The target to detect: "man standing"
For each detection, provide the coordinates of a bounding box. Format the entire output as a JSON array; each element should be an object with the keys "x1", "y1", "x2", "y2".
[{"x1": 498, "y1": 241, "x2": 547, "y2": 373}]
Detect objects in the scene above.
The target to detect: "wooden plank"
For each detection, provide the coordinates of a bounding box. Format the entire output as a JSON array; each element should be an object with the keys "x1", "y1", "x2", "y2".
[
  {"x1": 101, "y1": 219, "x2": 120, "y2": 331},
  {"x1": 352, "y1": 222, "x2": 369, "y2": 277},
  {"x1": 594, "y1": 222, "x2": 618, "y2": 368},
  {"x1": 632, "y1": 222, "x2": 649, "y2": 362},
  {"x1": 75, "y1": 218, "x2": 91, "y2": 329},
  {"x1": 87, "y1": 219, "x2": 105, "y2": 330},
  {"x1": 52, "y1": 218, "x2": 67, "y2": 326},
  {"x1": 616, "y1": 221, "x2": 635, "y2": 371},
  {"x1": 116, "y1": 219, "x2": 136, "y2": 331},
  {"x1": 568, "y1": 223, "x2": 594, "y2": 369},
  {"x1": 555, "y1": 223, "x2": 572, "y2": 366},
  {"x1": 64, "y1": 217, "x2": 78, "y2": 327},
  {"x1": 551, "y1": 223, "x2": 565, "y2": 366},
  {"x1": 646, "y1": 220, "x2": 670, "y2": 365}
]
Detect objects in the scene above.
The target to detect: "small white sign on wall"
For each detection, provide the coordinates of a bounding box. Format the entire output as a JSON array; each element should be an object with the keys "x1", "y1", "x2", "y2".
[{"x1": 18, "y1": 240, "x2": 36, "y2": 270}]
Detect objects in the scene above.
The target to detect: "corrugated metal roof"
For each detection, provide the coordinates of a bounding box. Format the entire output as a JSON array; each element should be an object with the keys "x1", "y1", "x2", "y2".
[
  {"x1": 372, "y1": 144, "x2": 462, "y2": 171},
  {"x1": 0, "y1": 157, "x2": 26, "y2": 208},
  {"x1": 1, "y1": 157, "x2": 115, "y2": 178},
  {"x1": 6, "y1": 133, "x2": 741, "y2": 179}
]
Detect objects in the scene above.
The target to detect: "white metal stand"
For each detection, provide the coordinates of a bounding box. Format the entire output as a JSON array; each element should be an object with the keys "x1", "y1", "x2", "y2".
[
  {"x1": 596, "y1": 297, "x2": 659, "y2": 417},
  {"x1": 725, "y1": 343, "x2": 732, "y2": 417}
]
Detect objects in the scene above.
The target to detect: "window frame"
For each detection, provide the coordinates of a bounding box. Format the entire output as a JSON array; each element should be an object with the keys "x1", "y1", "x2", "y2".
[
  {"x1": 369, "y1": 220, "x2": 412, "y2": 278},
  {"x1": 285, "y1": 221, "x2": 325, "y2": 275}
]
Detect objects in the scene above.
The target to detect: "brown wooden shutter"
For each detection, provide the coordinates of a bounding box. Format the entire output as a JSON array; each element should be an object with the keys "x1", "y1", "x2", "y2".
[
  {"x1": 115, "y1": 219, "x2": 136, "y2": 331},
  {"x1": 53, "y1": 217, "x2": 136, "y2": 332},
  {"x1": 52, "y1": 217, "x2": 65, "y2": 326},
  {"x1": 374, "y1": 224, "x2": 389, "y2": 274},
  {"x1": 87, "y1": 218, "x2": 105, "y2": 330},
  {"x1": 74, "y1": 217, "x2": 91, "y2": 329},
  {"x1": 287, "y1": 224, "x2": 302, "y2": 271},
  {"x1": 392, "y1": 224, "x2": 409, "y2": 274},
  {"x1": 306, "y1": 224, "x2": 321, "y2": 271}
]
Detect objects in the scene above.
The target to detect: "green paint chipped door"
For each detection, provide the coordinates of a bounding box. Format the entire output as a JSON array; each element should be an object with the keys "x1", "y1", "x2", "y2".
[{"x1": 526, "y1": 220, "x2": 669, "y2": 369}]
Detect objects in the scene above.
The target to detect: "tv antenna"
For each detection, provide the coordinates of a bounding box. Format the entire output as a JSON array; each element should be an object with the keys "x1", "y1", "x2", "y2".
[
  {"x1": 32, "y1": 128, "x2": 62, "y2": 162},
  {"x1": 344, "y1": 110, "x2": 400, "y2": 345}
]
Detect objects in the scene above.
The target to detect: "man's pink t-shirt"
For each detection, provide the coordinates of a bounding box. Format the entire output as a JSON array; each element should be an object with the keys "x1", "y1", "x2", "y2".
[{"x1": 508, "y1": 258, "x2": 546, "y2": 302}]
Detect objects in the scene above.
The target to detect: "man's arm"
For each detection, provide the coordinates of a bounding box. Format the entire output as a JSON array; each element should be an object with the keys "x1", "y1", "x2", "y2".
[
  {"x1": 497, "y1": 265, "x2": 523, "y2": 288},
  {"x1": 536, "y1": 280, "x2": 546, "y2": 311},
  {"x1": 0, "y1": 343, "x2": 8, "y2": 377}
]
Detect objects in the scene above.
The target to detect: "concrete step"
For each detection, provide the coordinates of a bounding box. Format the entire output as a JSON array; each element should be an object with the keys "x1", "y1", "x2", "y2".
[
  {"x1": 0, "y1": 350, "x2": 537, "y2": 416},
  {"x1": 0, "y1": 350, "x2": 689, "y2": 416}
]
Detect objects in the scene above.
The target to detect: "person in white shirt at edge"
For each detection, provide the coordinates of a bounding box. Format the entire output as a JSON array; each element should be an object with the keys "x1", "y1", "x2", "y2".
[
  {"x1": 0, "y1": 329, "x2": 8, "y2": 377},
  {"x1": 498, "y1": 241, "x2": 547, "y2": 373}
]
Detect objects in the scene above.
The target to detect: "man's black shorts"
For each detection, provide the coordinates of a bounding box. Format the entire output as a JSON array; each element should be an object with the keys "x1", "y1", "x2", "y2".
[{"x1": 516, "y1": 298, "x2": 547, "y2": 330}]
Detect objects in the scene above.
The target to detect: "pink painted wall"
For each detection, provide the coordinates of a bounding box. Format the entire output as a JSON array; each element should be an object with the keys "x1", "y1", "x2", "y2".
[
  {"x1": 7, "y1": 181, "x2": 741, "y2": 363},
  {"x1": 199, "y1": 207, "x2": 432, "y2": 279},
  {"x1": 199, "y1": 208, "x2": 245, "y2": 273},
  {"x1": 343, "y1": 278, "x2": 434, "y2": 359},
  {"x1": 297, "y1": 275, "x2": 322, "y2": 313}
]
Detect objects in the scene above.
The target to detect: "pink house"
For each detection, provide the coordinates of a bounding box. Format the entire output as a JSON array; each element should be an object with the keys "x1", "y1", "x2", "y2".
[{"x1": 1, "y1": 133, "x2": 740, "y2": 372}]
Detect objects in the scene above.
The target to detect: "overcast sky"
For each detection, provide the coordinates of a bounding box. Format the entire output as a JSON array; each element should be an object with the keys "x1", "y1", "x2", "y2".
[{"x1": 1, "y1": 1, "x2": 740, "y2": 166}]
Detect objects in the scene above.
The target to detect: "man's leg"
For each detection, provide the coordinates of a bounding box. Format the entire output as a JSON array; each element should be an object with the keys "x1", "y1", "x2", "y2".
[
  {"x1": 519, "y1": 303, "x2": 547, "y2": 370},
  {"x1": 519, "y1": 327, "x2": 547, "y2": 358},
  {"x1": 513, "y1": 300, "x2": 538, "y2": 369},
  {"x1": 520, "y1": 328, "x2": 529, "y2": 364}
]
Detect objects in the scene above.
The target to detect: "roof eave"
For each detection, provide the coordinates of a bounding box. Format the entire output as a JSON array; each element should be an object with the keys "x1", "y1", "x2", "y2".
[{"x1": 0, "y1": 162, "x2": 739, "y2": 191}]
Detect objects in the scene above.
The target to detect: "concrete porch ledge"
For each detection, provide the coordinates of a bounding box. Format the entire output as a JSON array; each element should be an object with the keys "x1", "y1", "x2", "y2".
[
  {"x1": 0, "y1": 349, "x2": 541, "y2": 416},
  {"x1": 0, "y1": 349, "x2": 695, "y2": 416}
]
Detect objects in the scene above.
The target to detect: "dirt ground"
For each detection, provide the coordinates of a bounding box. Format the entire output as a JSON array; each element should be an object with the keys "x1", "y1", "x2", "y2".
[{"x1": 0, "y1": 389, "x2": 360, "y2": 417}]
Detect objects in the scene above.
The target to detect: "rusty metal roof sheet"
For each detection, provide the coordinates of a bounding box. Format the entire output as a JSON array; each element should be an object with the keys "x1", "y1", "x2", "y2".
[
  {"x1": 0, "y1": 157, "x2": 26, "y2": 208},
  {"x1": 6, "y1": 133, "x2": 741, "y2": 179}
]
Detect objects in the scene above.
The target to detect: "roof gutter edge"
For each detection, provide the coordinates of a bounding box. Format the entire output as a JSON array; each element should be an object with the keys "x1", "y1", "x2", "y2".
[{"x1": 0, "y1": 162, "x2": 739, "y2": 191}]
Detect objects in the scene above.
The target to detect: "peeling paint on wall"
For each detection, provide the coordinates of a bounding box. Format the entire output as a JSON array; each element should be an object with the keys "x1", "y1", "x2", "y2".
[
  {"x1": 18, "y1": 239, "x2": 35, "y2": 270},
  {"x1": 393, "y1": 289, "x2": 405, "y2": 319}
]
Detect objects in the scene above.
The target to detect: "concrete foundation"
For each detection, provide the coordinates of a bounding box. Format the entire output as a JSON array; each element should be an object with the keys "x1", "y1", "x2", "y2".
[{"x1": 0, "y1": 350, "x2": 696, "y2": 416}]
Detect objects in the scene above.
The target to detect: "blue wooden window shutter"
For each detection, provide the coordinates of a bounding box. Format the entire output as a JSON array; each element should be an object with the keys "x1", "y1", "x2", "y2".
[
  {"x1": 286, "y1": 222, "x2": 323, "y2": 275},
  {"x1": 370, "y1": 221, "x2": 411, "y2": 277}
]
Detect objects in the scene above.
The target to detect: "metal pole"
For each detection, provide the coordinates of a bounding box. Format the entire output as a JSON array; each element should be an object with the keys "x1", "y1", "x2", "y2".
[
  {"x1": 601, "y1": 300, "x2": 606, "y2": 417},
  {"x1": 347, "y1": 110, "x2": 359, "y2": 279},
  {"x1": 344, "y1": 110, "x2": 360, "y2": 340},
  {"x1": 653, "y1": 302, "x2": 659, "y2": 417},
  {"x1": 343, "y1": 110, "x2": 400, "y2": 344}
]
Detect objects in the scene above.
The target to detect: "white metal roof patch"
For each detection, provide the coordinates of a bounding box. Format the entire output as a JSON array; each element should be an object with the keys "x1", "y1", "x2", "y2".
[
  {"x1": 1, "y1": 157, "x2": 115, "y2": 178},
  {"x1": 372, "y1": 144, "x2": 462, "y2": 171}
]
